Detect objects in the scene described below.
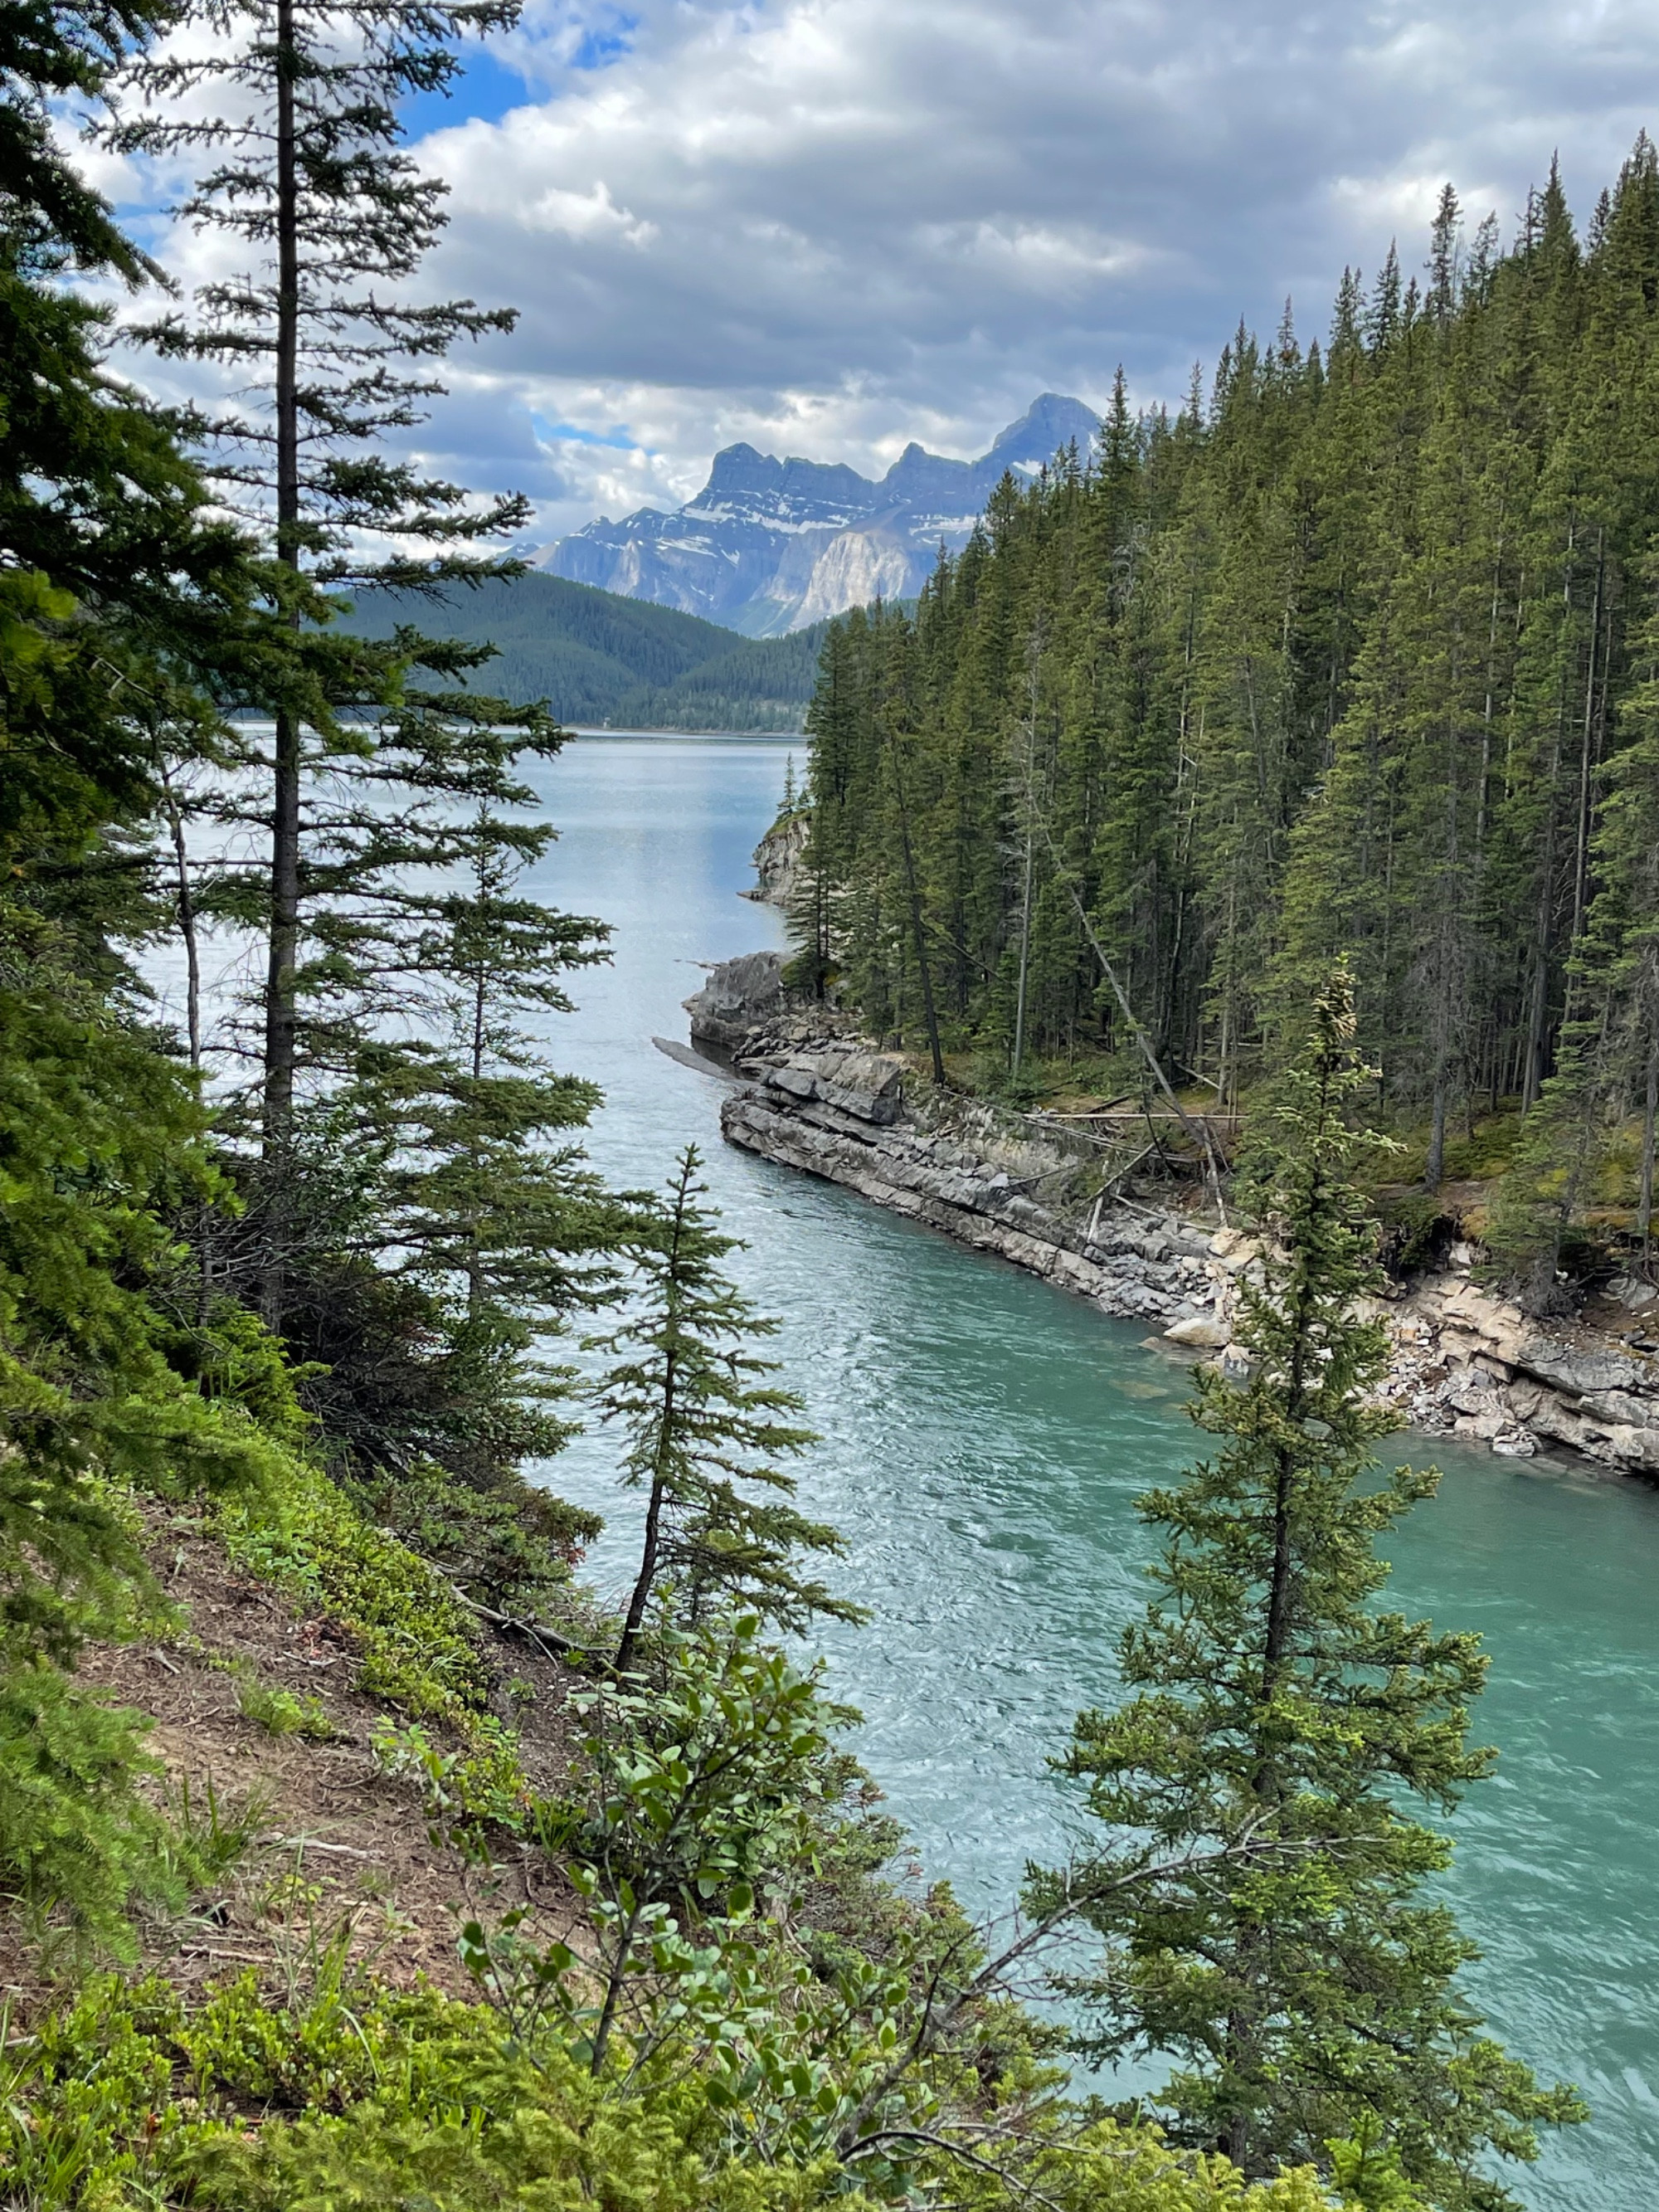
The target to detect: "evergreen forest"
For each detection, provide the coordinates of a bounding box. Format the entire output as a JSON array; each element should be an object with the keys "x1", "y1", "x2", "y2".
[
  {"x1": 791, "y1": 157, "x2": 1659, "y2": 1308},
  {"x1": 0, "y1": 6, "x2": 1600, "y2": 2206},
  {"x1": 344, "y1": 572, "x2": 830, "y2": 729}
]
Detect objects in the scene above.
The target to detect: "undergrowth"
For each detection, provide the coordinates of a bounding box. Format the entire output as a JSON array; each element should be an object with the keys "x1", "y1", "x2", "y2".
[
  {"x1": 0, "y1": 1966, "x2": 1335, "y2": 2212},
  {"x1": 212, "y1": 1464, "x2": 494, "y2": 1730}
]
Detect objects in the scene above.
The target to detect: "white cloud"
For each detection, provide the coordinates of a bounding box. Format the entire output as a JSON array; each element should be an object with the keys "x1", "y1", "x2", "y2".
[
  {"x1": 114, "y1": 0, "x2": 1659, "y2": 543},
  {"x1": 526, "y1": 178, "x2": 658, "y2": 244}
]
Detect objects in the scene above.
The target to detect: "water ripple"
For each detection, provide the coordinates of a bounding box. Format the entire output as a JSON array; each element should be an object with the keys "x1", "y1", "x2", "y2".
[{"x1": 530, "y1": 734, "x2": 1659, "y2": 2212}]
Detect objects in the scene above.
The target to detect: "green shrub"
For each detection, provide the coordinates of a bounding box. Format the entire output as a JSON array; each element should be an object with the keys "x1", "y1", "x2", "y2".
[
  {"x1": 215, "y1": 1464, "x2": 493, "y2": 1729},
  {"x1": 234, "y1": 1670, "x2": 335, "y2": 1742},
  {"x1": 0, "y1": 1967, "x2": 1338, "y2": 2212},
  {"x1": 347, "y1": 1455, "x2": 601, "y2": 1615},
  {"x1": 371, "y1": 1716, "x2": 531, "y2": 1849},
  {"x1": 0, "y1": 1667, "x2": 259, "y2": 1961}
]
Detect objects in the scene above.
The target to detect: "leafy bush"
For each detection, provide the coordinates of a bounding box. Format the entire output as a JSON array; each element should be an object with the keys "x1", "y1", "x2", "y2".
[
  {"x1": 1, "y1": 1968, "x2": 1338, "y2": 2212},
  {"x1": 371, "y1": 1716, "x2": 531, "y2": 1848}
]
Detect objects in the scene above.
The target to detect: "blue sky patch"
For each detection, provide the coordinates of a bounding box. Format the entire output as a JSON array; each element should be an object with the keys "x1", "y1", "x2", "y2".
[
  {"x1": 401, "y1": 46, "x2": 534, "y2": 136},
  {"x1": 533, "y1": 416, "x2": 640, "y2": 452},
  {"x1": 400, "y1": 12, "x2": 637, "y2": 139}
]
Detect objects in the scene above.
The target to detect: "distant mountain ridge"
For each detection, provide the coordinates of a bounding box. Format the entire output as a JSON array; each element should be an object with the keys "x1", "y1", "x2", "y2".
[
  {"x1": 546, "y1": 393, "x2": 1102, "y2": 636},
  {"x1": 341, "y1": 573, "x2": 828, "y2": 731}
]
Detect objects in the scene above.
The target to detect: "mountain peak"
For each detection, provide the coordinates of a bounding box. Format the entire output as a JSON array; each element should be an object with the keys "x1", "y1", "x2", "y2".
[
  {"x1": 548, "y1": 393, "x2": 1101, "y2": 633},
  {"x1": 986, "y1": 392, "x2": 1102, "y2": 466}
]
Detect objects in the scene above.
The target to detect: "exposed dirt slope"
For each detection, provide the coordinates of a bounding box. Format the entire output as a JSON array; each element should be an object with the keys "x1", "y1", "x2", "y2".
[{"x1": 0, "y1": 1508, "x2": 584, "y2": 2009}]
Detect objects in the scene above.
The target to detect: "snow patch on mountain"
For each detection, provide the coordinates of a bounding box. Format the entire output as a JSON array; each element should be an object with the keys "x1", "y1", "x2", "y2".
[{"x1": 545, "y1": 394, "x2": 1101, "y2": 634}]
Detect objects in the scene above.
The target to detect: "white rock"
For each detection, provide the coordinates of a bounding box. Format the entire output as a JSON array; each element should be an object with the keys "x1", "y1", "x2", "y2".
[{"x1": 1164, "y1": 1315, "x2": 1230, "y2": 1349}]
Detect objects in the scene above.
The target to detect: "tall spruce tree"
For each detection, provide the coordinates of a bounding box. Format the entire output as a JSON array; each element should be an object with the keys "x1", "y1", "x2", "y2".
[
  {"x1": 0, "y1": 1, "x2": 304, "y2": 1943},
  {"x1": 109, "y1": 0, "x2": 566, "y2": 1317},
  {"x1": 1029, "y1": 970, "x2": 1583, "y2": 2207},
  {"x1": 106, "y1": 2, "x2": 635, "y2": 1576},
  {"x1": 588, "y1": 1147, "x2": 864, "y2": 1674}
]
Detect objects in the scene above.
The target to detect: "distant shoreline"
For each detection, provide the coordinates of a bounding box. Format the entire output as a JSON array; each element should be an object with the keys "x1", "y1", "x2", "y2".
[{"x1": 566, "y1": 724, "x2": 800, "y2": 740}]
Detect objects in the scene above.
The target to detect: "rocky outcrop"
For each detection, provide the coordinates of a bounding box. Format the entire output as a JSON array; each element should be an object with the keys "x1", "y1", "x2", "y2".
[
  {"x1": 1191, "y1": 1234, "x2": 1659, "y2": 1471},
  {"x1": 694, "y1": 976, "x2": 1243, "y2": 1330},
  {"x1": 683, "y1": 950, "x2": 787, "y2": 1054},
  {"x1": 745, "y1": 811, "x2": 810, "y2": 907},
  {"x1": 1370, "y1": 1277, "x2": 1659, "y2": 1471},
  {"x1": 689, "y1": 952, "x2": 1659, "y2": 1480}
]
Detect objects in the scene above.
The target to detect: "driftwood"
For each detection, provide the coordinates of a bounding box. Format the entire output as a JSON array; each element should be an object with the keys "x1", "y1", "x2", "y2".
[{"x1": 446, "y1": 1584, "x2": 590, "y2": 1666}]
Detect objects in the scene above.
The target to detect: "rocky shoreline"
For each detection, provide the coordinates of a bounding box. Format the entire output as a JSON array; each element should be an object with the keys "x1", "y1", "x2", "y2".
[{"x1": 686, "y1": 950, "x2": 1659, "y2": 1480}]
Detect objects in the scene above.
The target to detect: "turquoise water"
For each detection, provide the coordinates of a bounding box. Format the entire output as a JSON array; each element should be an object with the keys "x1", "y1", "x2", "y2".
[{"x1": 523, "y1": 733, "x2": 1659, "y2": 2210}]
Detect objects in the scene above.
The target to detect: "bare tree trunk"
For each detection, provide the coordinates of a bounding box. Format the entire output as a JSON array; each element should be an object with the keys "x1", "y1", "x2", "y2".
[
  {"x1": 158, "y1": 757, "x2": 202, "y2": 1072},
  {"x1": 615, "y1": 1460, "x2": 669, "y2": 1678},
  {"x1": 1011, "y1": 646, "x2": 1039, "y2": 1077},
  {"x1": 615, "y1": 1162, "x2": 690, "y2": 1674},
  {"x1": 159, "y1": 753, "x2": 213, "y2": 1325},
  {"x1": 1424, "y1": 1060, "x2": 1449, "y2": 1189},
  {"x1": 1569, "y1": 534, "x2": 1605, "y2": 957},
  {"x1": 1639, "y1": 966, "x2": 1658, "y2": 1267},
  {"x1": 1523, "y1": 538, "x2": 1576, "y2": 1112},
  {"x1": 262, "y1": 0, "x2": 302, "y2": 1323},
  {"x1": 1036, "y1": 811, "x2": 1228, "y2": 1222},
  {"x1": 888, "y1": 723, "x2": 945, "y2": 1085},
  {"x1": 1012, "y1": 821, "x2": 1034, "y2": 1076}
]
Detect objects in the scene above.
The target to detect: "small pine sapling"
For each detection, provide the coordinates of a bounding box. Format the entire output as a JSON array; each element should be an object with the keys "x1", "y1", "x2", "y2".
[{"x1": 587, "y1": 1147, "x2": 864, "y2": 1674}]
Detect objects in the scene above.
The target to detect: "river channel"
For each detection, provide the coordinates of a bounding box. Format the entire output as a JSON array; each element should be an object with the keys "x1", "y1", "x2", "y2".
[{"x1": 518, "y1": 733, "x2": 1657, "y2": 2210}]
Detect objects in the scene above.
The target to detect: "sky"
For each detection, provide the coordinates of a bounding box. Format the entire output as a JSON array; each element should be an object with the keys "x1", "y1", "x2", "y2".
[{"x1": 98, "y1": 0, "x2": 1659, "y2": 546}]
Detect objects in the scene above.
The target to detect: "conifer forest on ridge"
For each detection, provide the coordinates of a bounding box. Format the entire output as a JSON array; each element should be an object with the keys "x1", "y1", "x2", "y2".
[{"x1": 791, "y1": 162, "x2": 1659, "y2": 1308}]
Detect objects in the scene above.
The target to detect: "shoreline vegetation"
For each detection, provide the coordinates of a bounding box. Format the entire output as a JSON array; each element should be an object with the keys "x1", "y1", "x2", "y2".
[
  {"x1": 0, "y1": 7, "x2": 1625, "y2": 2202},
  {"x1": 698, "y1": 943, "x2": 1659, "y2": 1479}
]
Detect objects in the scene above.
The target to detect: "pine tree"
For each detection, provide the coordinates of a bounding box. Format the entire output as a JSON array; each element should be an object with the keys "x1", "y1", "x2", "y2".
[
  {"x1": 1028, "y1": 969, "x2": 1584, "y2": 2206},
  {"x1": 0, "y1": 9, "x2": 301, "y2": 1941},
  {"x1": 781, "y1": 787, "x2": 849, "y2": 999},
  {"x1": 110, "y1": 0, "x2": 553, "y2": 1323},
  {"x1": 588, "y1": 1147, "x2": 864, "y2": 1674},
  {"x1": 795, "y1": 141, "x2": 1659, "y2": 1288}
]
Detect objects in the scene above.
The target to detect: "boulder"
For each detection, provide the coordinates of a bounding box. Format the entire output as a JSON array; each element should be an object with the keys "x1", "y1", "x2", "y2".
[
  {"x1": 761, "y1": 1046, "x2": 906, "y2": 1126},
  {"x1": 1511, "y1": 1336, "x2": 1657, "y2": 1401},
  {"x1": 684, "y1": 950, "x2": 786, "y2": 1050},
  {"x1": 1164, "y1": 1314, "x2": 1230, "y2": 1349}
]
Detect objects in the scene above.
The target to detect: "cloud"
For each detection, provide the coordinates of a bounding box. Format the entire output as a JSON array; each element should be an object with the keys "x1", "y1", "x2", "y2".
[{"x1": 115, "y1": 0, "x2": 1659, "y2": 542}]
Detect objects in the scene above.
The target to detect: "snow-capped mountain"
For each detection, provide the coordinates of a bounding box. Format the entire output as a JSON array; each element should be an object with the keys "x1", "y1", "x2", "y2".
[{"x1": 545, "y1": 394, "x2": 1101, "y2": 636}]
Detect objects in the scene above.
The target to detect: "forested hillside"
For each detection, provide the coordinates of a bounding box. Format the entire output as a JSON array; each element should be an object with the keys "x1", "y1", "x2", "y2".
[
  {"x1": 344, "y1": 572, "x2": 828, "y2": 728},
  {"x1": 793, "y1": 151, "x2": 1659, "y2": 1308}
]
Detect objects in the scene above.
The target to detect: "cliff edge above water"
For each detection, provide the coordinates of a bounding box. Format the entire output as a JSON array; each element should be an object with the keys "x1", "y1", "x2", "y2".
[{"x1": 687, "y1": 951, "x2": 1659, "y2": 1481}]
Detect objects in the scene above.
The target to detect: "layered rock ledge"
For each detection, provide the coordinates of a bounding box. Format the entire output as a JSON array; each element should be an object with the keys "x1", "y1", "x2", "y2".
[{"x1": 687, "y1": 952, "x2": 1659, "y2": 1479}]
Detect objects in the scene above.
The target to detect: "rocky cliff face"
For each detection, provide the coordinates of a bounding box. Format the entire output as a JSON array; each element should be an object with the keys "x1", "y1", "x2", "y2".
[
  {"x1": 685, "y1": 955, "x2": 1659, "y2": 1480},
  {"x1": 547, "y1": 395, "x2": 1101, "y2": 636},
  {"x1": 744, "y1": 811, "x2": 809, "y2": 907}
]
